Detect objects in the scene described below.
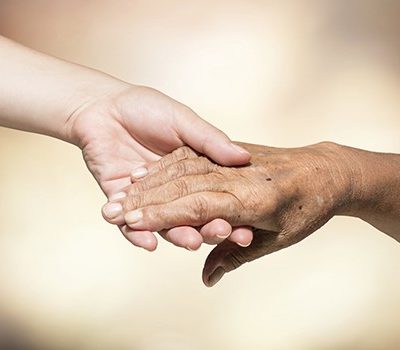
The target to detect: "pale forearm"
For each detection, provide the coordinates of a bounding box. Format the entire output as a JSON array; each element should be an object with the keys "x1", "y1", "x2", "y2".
[{"x1": 0, "y1": 36, "x2": 127, "y2": 143}]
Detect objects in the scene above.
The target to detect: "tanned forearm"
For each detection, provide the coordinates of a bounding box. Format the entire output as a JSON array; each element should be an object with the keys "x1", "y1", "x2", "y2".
[{"x1": 339, "y1": 145, "x2": 400, "y2": 241}]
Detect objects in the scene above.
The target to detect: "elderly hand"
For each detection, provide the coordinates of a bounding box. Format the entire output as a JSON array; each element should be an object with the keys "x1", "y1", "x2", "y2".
[
  {"x1": 102, "y1": 146, "x2": 254, "y2": 250},
  {"x1": 105, "y1": 142, "x2": 360, "y2": 285}
]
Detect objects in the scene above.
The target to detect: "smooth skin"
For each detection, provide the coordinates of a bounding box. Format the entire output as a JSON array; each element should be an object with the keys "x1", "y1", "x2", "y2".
[
  {"x1": 105, "y1": 142, "x2": 400, "y2": 286},
  {"x1": 0, "y1": 35, "x2": 252, "y2": 250}
]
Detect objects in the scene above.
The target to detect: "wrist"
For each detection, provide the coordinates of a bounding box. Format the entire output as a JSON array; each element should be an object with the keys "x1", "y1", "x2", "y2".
[
  {"x1": 334, "y1": 144, "x2": 390, "y2": 219},
  {"x1": 307, "y1": 142, "x2": 360, "y2": 217},
  {"x1": 61, "y1": 72, "x2": 130, "y2": 146}
]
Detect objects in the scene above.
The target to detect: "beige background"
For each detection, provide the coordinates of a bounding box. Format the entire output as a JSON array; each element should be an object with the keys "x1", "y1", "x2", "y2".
[{"x1": 1, "y1": 1, "x2": 400, "y2": 349}]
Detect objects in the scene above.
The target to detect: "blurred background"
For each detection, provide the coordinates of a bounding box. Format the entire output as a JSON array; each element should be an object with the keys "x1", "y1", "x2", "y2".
[{"x1": 1, "y1": 0, "x2": 400, "y2": 349}]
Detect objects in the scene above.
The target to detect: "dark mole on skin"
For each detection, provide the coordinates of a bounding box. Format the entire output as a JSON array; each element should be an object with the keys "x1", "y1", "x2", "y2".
[
  {"x1": 299, "y1": 205, "x2": 303, "y2": 210},
  {"x1": 266, "y1": 178, "x2": 272, "y2": 181}
]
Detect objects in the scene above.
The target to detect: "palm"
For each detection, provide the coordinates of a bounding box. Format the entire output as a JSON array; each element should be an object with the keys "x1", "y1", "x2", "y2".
[
  {"x1": 82, "y1": 118, "x2": 160, "y2": 197},
  {"x1": 72, "y1": 86, "x2": 187, "y2": 197}
]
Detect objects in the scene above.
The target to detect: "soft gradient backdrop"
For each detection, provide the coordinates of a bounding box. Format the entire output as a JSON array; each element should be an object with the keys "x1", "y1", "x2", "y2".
[{"x1": 0, "y1": 1, "x2": 400, "y2": 349}]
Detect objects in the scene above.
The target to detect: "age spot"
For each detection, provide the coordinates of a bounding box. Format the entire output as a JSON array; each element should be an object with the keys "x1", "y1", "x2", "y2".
[
  {"x1": 298, "y1": 205, "x2": 303, "y2": 210},
  {"x1": 266, "y1": 178, "x2": 272, "y2": 181}
]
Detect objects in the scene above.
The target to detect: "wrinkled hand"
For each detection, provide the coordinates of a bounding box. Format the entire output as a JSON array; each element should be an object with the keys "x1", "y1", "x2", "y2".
[
  {"x1": 105, "y1": 142, "x2": 355, "y2": 286},
  {"x1": 66, "y1": 84, "x2": 250, "y2": 250},
  {"x1": 103, "y1": 146, "x2": 255, "y2": 250}
]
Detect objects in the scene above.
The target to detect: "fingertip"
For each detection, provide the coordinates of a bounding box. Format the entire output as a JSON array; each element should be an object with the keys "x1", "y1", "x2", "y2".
[
  {"x1": 200, "y1": 219, "x2": 232, "y2": 244},
  {"x1": 213, "y1": 220, "x2": 232, "y2": 239},
  {"x1": 163, "y1": 226, "x2": 203, "y2": 251},
  {"x1": 185, "y1": 234, "x2": 203, "y2": 251},
  {"x1": 102, "y1": 202, "x2": 122, "y2": 218},
  {"x1": 101, "y1": 203, "x2": 125, "y2": 225},
  {"x1": 180, "y1": 116, "x2": 250, "y2": 166},
  {"x1": 124, "y1": 229, "x2": 158, "y2": 251},
  {"x1": 144, "y1": 240, "x2": 158, "y2": 252},
  {"x1": 209, "y1": 142, "x2": 251, "y2": 167},
  {"x1": 130, "y1": 167, "x2": 149, "y2": 181},
  {"x1": 202, "y1": 272, "x2": 212, "y2": 287},
  {"x1": 203, "y1": 266, "x2": 226, "y2": 287},
  {"x1": 230, "y1": 143, "x2": 251, "y2": 160},
  {"x1": 229, "y1": 226, "x2": 253, "y2": 247},
  {"x1": 120, "y1": 225, "x2": 156, "y2": 250}
]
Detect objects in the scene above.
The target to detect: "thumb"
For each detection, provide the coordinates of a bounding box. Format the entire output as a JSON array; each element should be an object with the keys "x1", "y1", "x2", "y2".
[
  {"x1": 202, "y1": 229, "x2": 283, "y2": 287},
  {"x1": 174, "y1": 108, "x2": 251, "y2": 166}
]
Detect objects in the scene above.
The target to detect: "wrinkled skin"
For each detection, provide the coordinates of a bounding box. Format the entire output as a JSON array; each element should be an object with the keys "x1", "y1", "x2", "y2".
[{"x1": 106, "y1": 142, "x2": 357, "y2": 286}]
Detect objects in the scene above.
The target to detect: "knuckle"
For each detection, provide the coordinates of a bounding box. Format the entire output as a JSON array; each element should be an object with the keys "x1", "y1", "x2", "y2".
[
  {"x1": 198, "y1": 156, "x2": 217, "y2": 172},
  {"x1": 124, "y1": 194, "x2": 143, "y2": 211},
  {"x1": 178, "y1": 157, "x2": 215, "y2": 176},
  {"x1": 172, "y1": 146, "x2": 196, "y2": 162},
  {"x1": 170, "y1": 179, "x2": 189, "y2": 198},
  {"x1": 129, "y1": 181, "x2": 147, "y2": 194},
  {"x1": 191, "y1": 195, "x2": 210, "y2": 223},
  {"x1": 158, "y1": 156, "x2": 170, "y2": 170},
  {"x1": 166, "y1": 161, "x2": 187, "y2": 179},
  {"x1": 226, "y1": 250, "x2": 247, "y2": 269}
]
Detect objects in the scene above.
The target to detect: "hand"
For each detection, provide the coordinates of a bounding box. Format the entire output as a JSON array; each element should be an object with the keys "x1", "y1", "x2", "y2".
[
  {"x1": 106, "y1": 142, "x2": 356, "y2": 285},
  {"x1": 66, "y1": 84, "x2": 251, "y2": 250},
  {"x1": 103, "y1": 146, "x2": 255, "y2": 250},
  {"x1": 0, "y1": 37, "x2": 250, "y2": 252}
]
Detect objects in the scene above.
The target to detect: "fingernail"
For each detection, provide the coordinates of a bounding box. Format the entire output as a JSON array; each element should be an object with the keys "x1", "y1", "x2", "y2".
[
  {"x1": 237, "y1": 241, "x2": 251, "y2": 248},
  {"x1": 131, "y1": 167, "x2": 148, "y2": 179},
  {"x1": 230, "y1": 143, "x2": 250, "y2": 155},
  {"x1": 186, "y1": 245, "x2": 200, "y2": 252},
  {"x1": 103, "y1": 203, "x2": 122, "y2": 219},
  {"x1": 216, "y1": 233, "x2": 230, "y2": 239},
  {"x1": 208, "y1": 266, "x2": 226, "y2": 287},
  {"x1": 109, "y1": 192, "x2": 126, "y2": 201},
  {"x1": 125, "y1": 210, "x2": 143, "y2": 224}
]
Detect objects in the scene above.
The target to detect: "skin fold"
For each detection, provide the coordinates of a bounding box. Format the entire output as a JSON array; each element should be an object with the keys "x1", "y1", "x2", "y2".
[{"x1": 104, "y1": 142, "x2": 400, "y2": 286}]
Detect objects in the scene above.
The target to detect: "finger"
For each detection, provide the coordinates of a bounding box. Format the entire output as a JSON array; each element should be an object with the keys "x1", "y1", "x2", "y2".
[
  {"x1": 200, "y1": 222, "x2": 254, "y2": 247},
  {"x1": 120, "y1": 225, "x2": 158, "y2": 251},
  {"x1": 159, "y1": 226, "x2": 203, "y2": 251},
  {"x1": 228, "y1": 226, "x2": 253, "y2": 247},
  {"x1": 130, "y1": 146, "x2": 199, "y2": 181},
  {"x1": 128, "y1": 157, "x2": 217, "y2": 197},
  {"x1": 102, "y1": 177, "x2": 132, "y2": 199},
  {"x1": 102, "y1": 189, "x2": 130, "y2": 225},
  {"x1": 102, "y1": 200, "x2": 125, "y2": 225},
  {"x1": 105, "y1": 167, "x2": 226, "y2": 227},
  {"x1": 174, "y1": 110, "x2": 251, "y2": 166},
  {"x1": 124, "y1": 172, "x2": 225, "y2": 212},
  {"x1": 124, "y1": 192, "x2": 247, "y2": 232},
  {"x1": 202, "y1": 229, "x2": 283, "y2": 287},
  {"x1": 200, "y1": 219, "x2": 232, "y2": 245}
]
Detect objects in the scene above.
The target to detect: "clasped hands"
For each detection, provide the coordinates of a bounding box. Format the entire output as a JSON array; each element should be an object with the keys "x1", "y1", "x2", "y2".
[
  {"x1": 103, "y1": 141, "x2": 355, "y2": 286},
  {"x1": 2, "y1": 36, "x2": 398, "y2": 288}
]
